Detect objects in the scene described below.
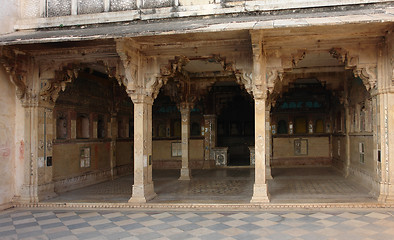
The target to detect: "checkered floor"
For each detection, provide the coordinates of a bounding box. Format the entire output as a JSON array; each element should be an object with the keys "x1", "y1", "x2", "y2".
[{"x1": 1, "y1": 208, "x2": 394, "y2": 240}]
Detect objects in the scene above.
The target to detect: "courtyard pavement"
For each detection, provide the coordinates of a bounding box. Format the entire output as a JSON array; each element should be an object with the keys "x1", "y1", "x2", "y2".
[
  {"x1": 1, "y1": 208, "x2": 394, "y2": 240},
  {"x1": 46, "y1": 167, "x2": 375, "y2": 204}
]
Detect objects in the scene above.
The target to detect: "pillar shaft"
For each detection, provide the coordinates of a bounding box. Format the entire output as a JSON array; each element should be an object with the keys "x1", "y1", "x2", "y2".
[
  {"x1": 251, "y1": 97, "x2": 270, "y2": 202},
  {"x1": 179, "y1": 102, "x2": 192, "y2": 180},
  {"x1": 129, "y1": 96, "x2": 156, "y2": 202},
  {"x1": 19, "y1": 103, "x2": 57, "y2": 202},
  {"x1": 265, "y1": 108, "x2": 273, "y2": 179},
  {"x1": 376, "y1": 31, "x2": 394, "y2": 202},
  {"x1": 203, "y1": 114, "x2": 216, "y2": 169},
  {"x1": 109, "y1": 114, "x2": 117, "y2": 180}
]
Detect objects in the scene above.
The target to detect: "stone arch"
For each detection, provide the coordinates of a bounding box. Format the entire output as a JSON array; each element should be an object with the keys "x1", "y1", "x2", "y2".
[{"x1": 329, "y1": 47, "x2": 377, "y2": 91}]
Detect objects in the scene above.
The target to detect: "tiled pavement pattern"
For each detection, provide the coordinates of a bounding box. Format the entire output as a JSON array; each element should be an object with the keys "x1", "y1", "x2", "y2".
[
  {"x1": 1, "y1": 208, "x2": 394, "y2": 240},
  {"x1": 46, "y1": 167, "x2": 374, "y2": 204}
]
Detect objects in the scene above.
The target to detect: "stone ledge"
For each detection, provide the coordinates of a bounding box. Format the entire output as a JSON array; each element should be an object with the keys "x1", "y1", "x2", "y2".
[
  {"x1": 11, "y1": 202, "x2": 394, "y2": 211},
  {"x1": 14, "y1": 1, "x2": 393, "y2": 30},
  {"x1": 1, "y1": 5, "x2": 393, "y2": 46}
]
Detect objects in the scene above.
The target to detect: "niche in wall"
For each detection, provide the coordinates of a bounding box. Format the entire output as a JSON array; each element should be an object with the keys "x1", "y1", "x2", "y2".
[
  {"x1": 56, "y1": 112, "x2": 68, "y2": 139},
  {"x1": 97, "y1": 114, "x2": 106, "y2": 139},
  {"x1": 77, "y1": 114, "x2": 90, "y2": 139}
]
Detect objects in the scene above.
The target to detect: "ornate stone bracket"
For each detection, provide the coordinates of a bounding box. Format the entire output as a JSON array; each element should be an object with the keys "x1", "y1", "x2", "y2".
[
  {"x1": 0, "y1": 47, "x2": 28, "y2": 100},
  {"x1": 354, "y1": 65, "x2": 377, "y2": 91},
  {"x1": 235, "y1": 72, "x2": 253, "y2": 94},
  {"x1": 329, "y1": 47, "x2": 377, "y2": 90},
  {"x1": 266, "y1": 68, "x2": 284, "y2": 94},
  {"x1": 103, "y1": 59, "x2": 127, "y2": 87},
  {"x1": 39, "y1": 65, "x2": 79, "y2": 105},
  {"x1": 116, "y1": 39, "x2": 164, "y2": 102}
]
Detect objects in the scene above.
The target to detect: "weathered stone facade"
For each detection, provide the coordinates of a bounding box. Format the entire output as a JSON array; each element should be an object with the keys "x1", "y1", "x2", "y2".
[{"x1": 0, "y1": 0, "x2": 393, "y2": 206}]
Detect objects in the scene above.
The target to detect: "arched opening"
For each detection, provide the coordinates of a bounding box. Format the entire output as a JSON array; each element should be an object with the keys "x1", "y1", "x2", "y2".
[
  {"x1": 268, "y1": 52, "x2": 374, "y2": 203},
  {"x1": 51, "y1": 67, "x2": 134, "y2": 197}
]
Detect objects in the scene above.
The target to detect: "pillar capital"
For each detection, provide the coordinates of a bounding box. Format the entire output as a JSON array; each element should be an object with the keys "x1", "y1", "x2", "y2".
[
  {"x1": 128, "y1": 92, "x2": 154, "y2": 105},
  {"x1": 179, "y1": 101, "x2": 193, "y2": 113}
]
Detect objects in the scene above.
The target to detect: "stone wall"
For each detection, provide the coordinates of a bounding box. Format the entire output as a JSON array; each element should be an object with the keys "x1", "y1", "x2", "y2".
[
  {"x1": 52, "y1": 141, "x2": 112, "y2": 192},
  {"x1": 152, "y1": 139, "x2": 204, "y2": 168},
  {"x1": 272, "y1": 136, "x2": 330, "y2": 166},
  {"x1": 331, "y1": 135, "x2": 347, "y2": 172},
  {"x1": 0, "y1": 66, "x2": 16, "y2": 207},
  {"x1": 116, "y1": 140, "x2": 133, "y2": 167}
]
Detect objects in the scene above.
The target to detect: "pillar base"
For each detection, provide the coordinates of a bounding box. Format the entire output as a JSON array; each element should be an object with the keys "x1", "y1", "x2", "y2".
[
  {"x1": 129, "y1": 182, "x2": 156, "y2": 203},
  {"x1": 266, "y1": 167, "x2": 273, "y2": 179},
  {"x1": 250, "y1": 183, "x2": 270, "y2": 203},
  {"x1": 377, "y1": 184, "x2": 394, "y2": 203},
  {"x1": 17, "y1": 183, "x2": 58, "y2": 203},
  {"x1": 178, "y1": 168, "x2": 191, "y2": 180}
]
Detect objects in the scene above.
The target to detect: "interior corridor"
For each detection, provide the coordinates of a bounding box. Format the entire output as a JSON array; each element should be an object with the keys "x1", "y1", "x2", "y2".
[{"x1": 45, "y1": 167, "x2": 375, "y2": 204}]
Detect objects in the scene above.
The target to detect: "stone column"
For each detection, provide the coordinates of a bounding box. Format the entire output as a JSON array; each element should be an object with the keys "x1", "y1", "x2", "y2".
[
  {"x1": 250, "y1": 30, "x2": 270, "y2": 203},
  {"x1": 250, "y1": 96, "x2": 270, "y2": 203},
  {"x1": 109, "y1": 113, "x2": 117, "y2": 180},
  {"x1": 179, "y1": 102, "x2": 192, "y2": 180},
  {"x1": 265, "y1": 106, "x2": 273, "y2": 179},
  {"x1": 129, "y1": 94, "x2": 156, "y2": 202},
  {"x1": 344, "y1": 102, "x2": 351, "y2": 177},
  {"x1": 19, "y1": 100, "x2": 58, "y2": 202},
  {"x1": 203, "y1": 114, "x2": 216, "y2": 169},
  {"x1": 376, "y1": 31, "x2": 394, "y2": 202}
]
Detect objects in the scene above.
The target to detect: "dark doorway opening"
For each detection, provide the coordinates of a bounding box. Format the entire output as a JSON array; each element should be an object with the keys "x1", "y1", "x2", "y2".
[{"x1": 216, "y1": 84, "x2": 254, "y2": 166}]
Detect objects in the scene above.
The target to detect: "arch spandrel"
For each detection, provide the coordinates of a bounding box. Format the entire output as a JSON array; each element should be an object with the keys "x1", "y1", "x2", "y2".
[{"x1": 329, "y1": 47, "x2": 378, "y2": 91}]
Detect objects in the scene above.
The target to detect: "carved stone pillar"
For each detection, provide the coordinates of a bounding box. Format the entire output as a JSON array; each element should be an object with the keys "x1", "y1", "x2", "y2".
[
  {"x1": 376, "y1": 32, "x2": 394, "y2": 202},
  {"x1": 250, "y1": 30, "x2": 270, "y2": 203},
  {"x1": 343, "y1": 75, "x2": 351, "y2": 177},
  {"x1": 109, "y1": 113, "x2": 117, "y2": 180},
  {"x1": 179, "y1": 102, "x2": 192, "y2": 180},
  {"x1": 19, "y1": 94, "x2": 58, "y2": 202},
  {"x1": 251, "y1": 96, "x2": 270, "y2": 203},
  {"x1": 265, "y1": 106, "x2": 273, "y2": 179},
  {"x1": 128, "y1": 94, "x2": 156, "y2": 202},
  {"x1": 203, "y1": 114, "x2": 216, "y2": 169}
]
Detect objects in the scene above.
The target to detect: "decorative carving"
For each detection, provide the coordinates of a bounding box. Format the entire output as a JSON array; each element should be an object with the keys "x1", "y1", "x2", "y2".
[
  {"x1": 291, "y1": 50, "x2": 306, "y2": 67},
  {"x1": 103, "y1": 59, "x2": 127, "y2": 87},
  {"x1": 39, "y1": 65, "x2": 79, "y2": 104},
  {"x1": 235, "y1": 72, "x2": 253, "y2": 94},
  {"x1": 0, "y1": 47, "x2": 28, "y2": 100},
  {"x1": 329, "y1": 47, "x2": 376, "y2": 90},
  {"x1": 353, "y1": 65, "x2": 377, "y2": 90},
  {"x1": 329, "y1": 48, "x2": 348, "y2": 64},
  {"x1": 266, "y1": 68, "x2": 283, "y2": 94}
]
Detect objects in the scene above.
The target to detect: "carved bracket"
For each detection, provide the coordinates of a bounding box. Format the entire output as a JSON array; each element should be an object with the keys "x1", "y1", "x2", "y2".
[
  {"x1": 235, "y1": 72, "x2": 253, "y2": 95},
  {"x1": 0, "y1": 47, "x2": 28, "y2": 100},
  {"x1": 102, "y1": 59, "x2": 127, "y2": 87},
  {"x1": 266, "y1": 68, "x2": 284, "y2": 94},
  {"x1": 354, "y1": 65, "x2": 377, "y2": 91},
  {"x1": 39, "y1": 64, "x2": 79, "y2": 104},
  {"x1": 329, "y1": 47, "x2": 377, "y2": 90}
]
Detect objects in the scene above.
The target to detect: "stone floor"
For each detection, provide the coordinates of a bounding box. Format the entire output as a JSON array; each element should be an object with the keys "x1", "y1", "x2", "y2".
[
  {"x1": 46, "y1": 167, "x2": 375, "y2": 204},
  {"x1": 2, "y1": 208, "x2": 394, "y2": 240}
]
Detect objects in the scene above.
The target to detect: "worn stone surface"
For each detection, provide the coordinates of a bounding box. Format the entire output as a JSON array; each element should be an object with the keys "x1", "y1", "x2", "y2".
[{"x1": 0, "y1": 67, "x2": 15, "y2": 206}]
